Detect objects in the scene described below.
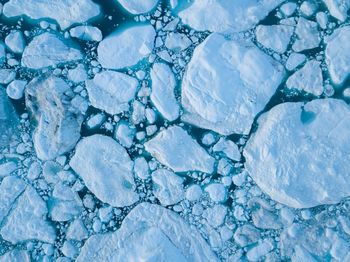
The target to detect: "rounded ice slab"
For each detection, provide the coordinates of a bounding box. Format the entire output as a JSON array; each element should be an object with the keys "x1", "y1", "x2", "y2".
[
  {"x1": 244, "y1": 99, "x2": 350, "y2": 208},
  {"x1": 179, "y1": 0, "x2": 283, "y2": 33},
  {"x1": 116, "y1": 0, "x2": 159, "y2": 14},
  {"x1": 22, "y1": 33, "x2": 82, "y2": 70},
  {"x1": 3, "y1": 0, "x2": 100, "y2": 30},
  {"x1": 70, "y1": 134, "x2": 139, "y2": 207},
  {"x1": 98, "y1": 24, "x2": 155, "y2": 69},
  {"x1": 77, "y1": 203, "x2": 219, "y2": 262},
  {"x1": 181, "y1": 33, "x2": 285, "y2": 135},
  {"x1": 326, "y1": 26, "x2": 350, "y2": 85}
]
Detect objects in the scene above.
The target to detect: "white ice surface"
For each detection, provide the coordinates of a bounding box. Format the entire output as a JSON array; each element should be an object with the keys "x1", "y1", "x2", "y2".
[
  {"x1": 244, "y1": 99, "x2": 350, "y2": 208},
  {"x1": 70, "y1": 134, "x2": 139, "y2": 207},
  {"x1": 70, "y1": 26, "x2": 102, "y2": 42},
  {"x1": 179, "y1": 0, "x2": 284, "y2": 33},
  {"x1": 116, "y1": 0, "x2": 159, "y2": 14},
  {"x1": 77, "y1": 203, "x2": 219, "y2": 262},
  {"x1": 4, "y1": 30, "x2": 25, "y2": 54},
  {"x1": 6, "y1": 79, "x2": 27, "y2": 100},
  {"x1": 150, "y1": 63, "x2": 180, "y2": 121},
  {"x1": 3, "y1": 0, "x2": 100, "y2": 30},
  {"x1": 145, "y1": 126, "x2": 215, "y2": 173},
  {"x1": 292, "y1": 18, "x2": 320, "y2": 52},
  {"x1": 181, "y1": 33, "x2": 285, "y2": 135},
  {"x1": 22, "y1": 33, "x2": 82, "y2": 69},
  {"x1": 98, "y1": 24, "x2": 155, "y2": 69},
  {"x1": 85, "y1": 70, "x2": 138, "y2": 115},
  {"x1": 323, "y1": 0, "x2": 350, "y2": 22}
]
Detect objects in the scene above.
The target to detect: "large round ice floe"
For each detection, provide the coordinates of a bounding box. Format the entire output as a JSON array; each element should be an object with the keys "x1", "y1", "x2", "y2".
[
  {"x1": 181, "y1": 33, "x2": 285, "y2": 135},
  {"x1": 22, "y1": 32, "x2": 82, "y2": 70},
  {"x1": 77, "y1": 203, "x2": 219, "y2": 261},
  {"x1": 69, "y1": 134, "x2": 139, "y2": 207},
  {"x1": 85, "y1": 70, "x2": 139, "y2": 115},
  {"x1": 3, "y1": 0, "x2": 100, "y2": 30},
  {"x1": 326, "y1": 26, "x2": 350, "y2": 85},
  {"x1": 97, "y1": 24, "x2": 155, "y2": 69},
  {"x1": 116, "y1": 0, "x2": 159, "y2": 14},
  {"x1": 178, "y1": 0, "x2": 284, "y2": 33},
  {"x1": 244, "y1": 99, "x2": 350, "y2": 208}
]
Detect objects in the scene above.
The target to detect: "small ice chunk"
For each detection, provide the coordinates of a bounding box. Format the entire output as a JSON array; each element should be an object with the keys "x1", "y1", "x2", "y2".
[
  {"x1": 205, "y1": 183, "x2": 227, "y2": 202},
  {"x1": 134, "y1": 157, "x2": 150, "y2": 179},
  {"x1": 286, "y1": 60, "x2": 323, "y2": 96},
  {"x1": 6, "y1": 80, "x2": 27, "y2": 100},
  {"x1": 67, "y1": 64, "x2": 87, "y2": 83},
  {"x1": 3, "y1": 0, "x2": 100, "y2": 30},
  {"x1": 98, "y1": 24, "x2": 156, "y2": 69},
  {"x1": 66, "y1": 219, "x2": 89, "y2": 241},
  {"x1": 246, "y1": 239, "x2": 274, "y2": 261},
  {"x1": 244, "y1": 99, "x2": 350, "y2": 208},
  {"x1": 145, "y1": 126, "x2": 215, "y2": 173},
  {"x1": 165, "y1": 32, "x2": 191, "y2": 51},
  {"x1": 280, "y1": 2, "x2": 297, "y2": 16},
  {"x1": 86, "y1": 71, "x2": 138, "y2": 115},
  {"x1": 292, "y1": 18, "x2": 320, "y2": 52},
  {"x1": 203, "y1": 205, "x2": 227, "y2": 228},
  {"x1": 5, "y1": 30, "x2": 25, "y2": 54},
  {"x1": 150, "y1": 63, "x2": 180, "y2": 121},
  {"x1": 115, "y1": 121, "x2": 135, "y2": 148},
  {"x1": 116, "y1": 0, "x2": 159, "y2": 14},
  {"x1": 86, "y1": 113, "x2": 105, "y2": 129},
  {"x1": 70, "y1": 26, "x2": 103, "y2": 42},
  {"x1": 325, "y1": 26, "x2": 350, "y2": 85},
  {"x1": 185, "y1": 184, "x2": 202, "y2": 201},
  {"x1": 0, "y1": 87, "x2": 18, "y2": 146},
  {"x1": 22, "y1": 33, "x2": 82, "y2": 70},
  {"x1": 0, "y1": 249, "x2": 30, "y2": 262},
  {"x1": 77, "y1": 203, "x2": 219, "y2": 262},
  {"x1": 316, "y1": 12, "x2": 328, "y2": 29},
  {"x1": 0, "y1": 161, "x2": 17, "y2": 177},
  {"x1": 152, "y1": 169, "x2": 184, "y2": 206},
  {"x1": 323, "y1": 0, "x2": 350, "y2": 22},
  {"x1": 70, "y1": 134, "x2": 139, "y2": 207},
  {"x1": 300, "y1": 1, "x2": 316, "y2": 16},
  {"x1": 285, "y1": 53, "x2": 306, "y2": 71},
  {"x1": 181, "y1": 33, "x2": 285, "y2": 135},
  {"x1": 0, "y1": 69, "x2": 15, "y2": 84},
  {"x1": 213, "y1": 138, "x2": 241, "y2": 161},
  {"x1": 202, "y1": 132, "x2": 217, "y2": 146},
  {"x1": 179, "y1": 0, "x2": 284, "y2": 33},
  {"x1": 256, "y1": 25, "x2": 294, "y2": 53}
]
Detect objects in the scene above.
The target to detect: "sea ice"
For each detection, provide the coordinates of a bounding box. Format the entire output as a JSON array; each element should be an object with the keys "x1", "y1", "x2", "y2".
[
  {"x1": 70, "y1": 26, "x2": 103, "y2": 42},
  {"x1": 77, "y1": 203, "x2": 219, "y2": 261},
  {"x1": 69, "y1": 134, "x2": 139, "y2": 207},
  {"x1": 4, "y1": 30, "x2": 25, "y2": 54},
  {"x1": 244, "y1": 99, "x2": 350, "y2": 208},
  {"x1": 325, "y1": 26, "x2": 350, "y2": 85},
  {"x1": 0, "y1": 87, "x2": 18, "y2": 146},
  {"x1": 178, "y1": 0, "x2": 284, "y2": 33},
  {"x1": 22, "y1": 33, "x2": 82, "y2": 70},
  {"x1": 98, "y1": 24, "x2": 156, "y2": 69},
  {"x1": 85, "y1": 70, "x2": 138, "y2": 115},
  {"x1": 292, "y1": 18, "x2": 320, "y2": 52},
  {"x1": 255, "y1": 25, "x2": 294, "y2": 53},
  {"x1": 181, "y1": 33, "x2": 285, "y2": 135},
  {"x1": 145, "y1": 126, "x2": 215, "y2": 173},
  {"x1": 6, "y1": 79, "x2": 27, "y2": 100},
  {"x1": 285, "y1": 53, "x2": 306, "y2": 71},
  {"x1": 116, "y1": 0, "x2": 159, "y2": 14},
  {"x1": 0, "y1": 249, "x2": 30, "y2": 262},
  {"x1": 3, "y1": 0, "x2": 100, "y2": 30},
  {"x1": 323, "y1": 0, "x2": 350, "y2": 22},
  {"x1": 150, "y1": 63, "x2": 180, "y2": 121}
]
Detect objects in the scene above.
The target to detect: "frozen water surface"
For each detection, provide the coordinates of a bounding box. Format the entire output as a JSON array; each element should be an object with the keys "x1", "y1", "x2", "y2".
[{"x1": 0, "y1": 0, "x2": 349, "y2": 261}]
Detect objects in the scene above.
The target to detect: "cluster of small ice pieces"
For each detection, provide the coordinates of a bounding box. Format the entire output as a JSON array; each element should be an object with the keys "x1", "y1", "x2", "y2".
[{"x1": 0, "y1": 0, "x2": 350, "y2": 261}]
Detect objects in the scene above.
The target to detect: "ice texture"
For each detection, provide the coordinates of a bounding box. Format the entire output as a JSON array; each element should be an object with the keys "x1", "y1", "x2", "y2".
[
  {"x1": 181, "y1": 33, "x2": 285, "y2": 135},
  {"x1": 85, "y1": 71, "x2": 139, "y2": 115},
  {"x1": 323, "y1": 0, "x2": 350, "y2": 22},
  {"x1": 98, "y1": 24, "x2": 155, "y2": 69},
  {"x1": 145, "y1": 126, "x2": 215, "y2": 173},
  {"x1": 255, "y1": 25, "x2": 294, "y2": 53},
  {"x1": 70, "y1": 26, "x2": 103, "y2": 42},
  {"x1": 244, "y1": 99, "x2": 350, "y2": 208},
  {"x1": 26, "y1": 75, "x2": 84, "y2": 160},
  {"x1": 0, "y1": 87, "x2": 18, "y2": 146},
  {"x1": 3, "y1": 0, "x2": 100, "y2": 30},
  {"x1": 70, "y1": 134, "x2": 139, "y2": 207},
  {"x1": 179, "y1": 0, "x2": 284, "y2": 33},
  {"x1": 77, "y1": 203, "x2": 219, "y2": 261},
  {"x1": 22, "y1": 33, "x2": 82, "y2": 70},
  {"x1": 116, "y1": 0, "x2": 159, "y2": 14}
]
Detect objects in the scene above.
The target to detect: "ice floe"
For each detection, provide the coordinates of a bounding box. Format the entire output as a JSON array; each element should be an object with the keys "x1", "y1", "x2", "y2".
[
  {"x1": 181, "y1": 33, "x2": 285, "y2": 135},
  {"x1": 244, "y1": 99, "x2": 350, "y2": 208},
  {"x1": 323, "y1": 0, "x2": 350, "y2": 22},
  {"x1": 116, "y1": 0, "x2": 159, "y2": 14},
  {"x1": 69, "y1": 26, "x2": 103, "y2": 42},
  {"x1": 0, "y1": 87, "x2": 18, "y2": 146}
]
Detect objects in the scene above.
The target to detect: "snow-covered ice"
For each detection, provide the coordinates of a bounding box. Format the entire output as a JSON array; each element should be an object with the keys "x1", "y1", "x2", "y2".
[
  {"x1": 323, "y1": 0, "x2": 350, "y2": 22},
  {"x1": 6, "y1": 79, "x2": 27, "y2": 100},
  {"x1": 85, "y1": 70, "x2": 139, "y2": 115},
  {"x1": 255, "y1": 25, "x2": 294, "y2": 53},
  {"x1": 244, "y1": 99, "x2": 350, "y2": 208},
  {"x1": 70, "y1": 134, "x2": 139, "y2": 207},
  {"x1": 150, "y1": 63, "x2": 180, "y2": 121},
  {"x1": 116, "y1": 0, "x2": 159, "y2": 14},
  {"x1": 292, "y1": 18, "x2": 320, "y2": 52},
  {"x1": 70, "y1": 26, "x2": 103, "y2": 42},
  {"x1": 179, "y1": 0, "x2": 284, "y2": 33},
  {"x1": 325, "y1": 26, "x2": 350, "y2": 85},
  {"x1": 3, "y1": 0, "x2": 100, "y2": 30},
  {"x1": 98, "y1": 24, "x2": 156, "y2": 69},
  {"x1": 22, "y1": 33, "x2": 82, "y2": 70},
  {"x1": 145, "y1": 126, "x2": 215, "y2": 173},
  {"x1": 181, "y1": 33, "x2": 285, "y2": 135},
  {"x1": 77, "y1": 203, "x2": 219, "y2": 261},
  {"x1": 4, "y1": 30, "x2": 25, "y2": 54}
]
